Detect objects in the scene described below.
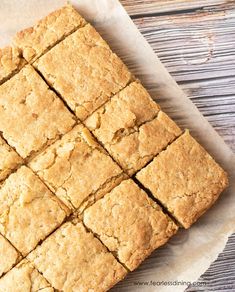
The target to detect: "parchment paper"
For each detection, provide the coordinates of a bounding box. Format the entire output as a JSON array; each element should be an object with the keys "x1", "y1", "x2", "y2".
[{"x1": 0, "y1": 1, "x2": 234, "y2": 291}]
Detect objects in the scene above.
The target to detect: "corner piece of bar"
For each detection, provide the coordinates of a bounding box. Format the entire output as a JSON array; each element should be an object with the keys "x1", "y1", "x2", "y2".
[
  {"x1": 0, "y1": 46, "x2": 26, "y2": 85},
  {"x1": 13, "y1": 4, "x2": 87, "y2": 63},
  {"x1": 136, "y1": 131, "x2": 229, "y2": 228},
  {"x1": 28, "y1": 221, "x2": 127, "y2": 291},
  {"x1": 0, "y1": 136, "x2": 23, "y2": 182},
  {"x1": 33, "y1": 24, "x2": 133, "y2": 121},
  {"x1": 83, "y1": 179, "x2": 178, "y2": 271},
  {"x1": 29, "y1": 124, "x2": 127, "y2": 212},
  {"x1": 85, "y1": 81, "x2": 182, "y2": 175},
  {"x1": 0, "y1": 259, "x2": 54, "y2": 291}
]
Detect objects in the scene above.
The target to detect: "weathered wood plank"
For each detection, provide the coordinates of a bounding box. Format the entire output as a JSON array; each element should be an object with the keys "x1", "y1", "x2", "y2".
[
  {"x1": 120, "y1": 0, "x2": 233, "y2": 16},
  {"x1": 120, "y1": 3, "x2": 235, "y2": 151}
]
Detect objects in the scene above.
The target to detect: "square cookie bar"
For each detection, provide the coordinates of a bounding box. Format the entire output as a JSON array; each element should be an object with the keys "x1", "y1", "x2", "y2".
[
  {"x1": 136, "y1": 131, "x2": 229, "y2": 228},
  {"x1": 83, "y1": 179, "x2": 178, "y2": 271},
  {"x1": 0, "y1": 65, "x2": 75, "y2": 159},
  {"x1": 33, "y1": 24, "x2": 132, "y2": 120},
  {"x1": 85, "y1": 81, "x2": 182, "y2": 175},
  {"x1": 0, "y1": 259, "x2": 53, "y2": 292},
  {"x1": 0, "y1": 47, "x2": 25, "y2": 85},
  {"x1": 0, "y1": 166, "x2": 70, "y2": 256},
  {"x1": 28, "y1": 221, "x2": 127, "y2": 291},
  {"x1": 0, "y1": 234, "x2": 21, "y2": 277},
  {"x1": 29, "y1": 125, "x2": 126, "y2": 211},
  {"x1": 13, "y1": 4, "x2": 86, "y2": 63},
  {"x1": 0, "y1": 136, "x2": 23, "y2": 182}
]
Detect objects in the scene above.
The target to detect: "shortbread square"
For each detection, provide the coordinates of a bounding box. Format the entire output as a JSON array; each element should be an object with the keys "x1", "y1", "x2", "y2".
[
  {"x1": 85, "y1": 81, "x2": 181, "y2": 175},
  {"x1": 136, "y1": 131, "x2": 228, "y2": 228},
  {"x1": 0, "y1": 166, "x2": 70, "y2": 256},
  {"x1": 33, "y1": 24, "x2": 132, "y2": 120},
  {"x1": 29, "y1": 125, "x2": 126, "y2": 211},
  {"x1": 0, "y1": 65, "x2": 76, "y2": 159},
  {"x1": 28, "y1": 221, "x2": 127, "y2": 291},
  {"x1": 83, "y1": 179, "x2": 178, "y2": 271}
]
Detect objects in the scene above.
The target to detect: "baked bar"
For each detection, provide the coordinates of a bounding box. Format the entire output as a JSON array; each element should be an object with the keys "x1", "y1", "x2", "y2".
[
  {"x1": 29, "y1": 124, "x2": 126, "y2": 211},
  {"x1": 0, "y1": 234, "x2": 21, "y2": 277},
  {"x1": 33, "y1": 24, "x2": 132, "y2": 121},
  {"x1": 0, "y1": 46, "x2": 25, "y2": 85},
  {"x1": 0, "y1": 259, "x2": 54, "y2": 292},
  {"x1": 28, "y1": 221, "x2": 127, "y2": 291},
  {"x1": 0, "y1": 166, "x2": 70, "y2": 256},
  {"x1": 83, "y1": 179, "x2": 178, "y2": 271},
  {"x1": 0, "y1": 64, "x2": 76, "y2": 159},
  {"x1": 136, "y1": 131, "x2": 229, "y2": 228},
  {"x1": 0, "y1": 136, "x2": 23, "y2": 182},
  {"x1": 13, "y1": 4, "x2": 86, "y2": 63},
  {"x1": 85, "y1": 81, "x2": 182, "y2": 175}
]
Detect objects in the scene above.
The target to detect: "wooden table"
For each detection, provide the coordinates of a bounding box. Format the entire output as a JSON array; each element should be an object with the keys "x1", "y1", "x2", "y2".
[{"x1": 120, "y1": 1, "x2": 235, "y2": 291}]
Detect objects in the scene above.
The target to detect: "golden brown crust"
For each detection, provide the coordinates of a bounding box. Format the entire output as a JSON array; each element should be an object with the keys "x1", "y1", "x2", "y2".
[
  {"x1": 0, "y1": 259, "x2": 53, "y2": 291},
  {"x1": 85, "y1": 81, "x2": 182, "y2": 175},
  {"x1": 136, "y1": 131, "x2": 229, "y2": 228},
  {"x1": 13, "y1": 4, "x2": 86, "y2": 63},
  {"x1": 28, "y1": 221, "x2": 127, "y2": 291},
  {"x1": 0, "y1": 47, "x2": 26, "y2": 85},
  {"x1": 83, "y1": 179, "x2": 178, "y2": 271},
  {"x1": 29, "y1": 125, "x2": 126, "y2": 211},
  {"x1": 34, "y1": 24, "x2": 132, "y2": 120},
  {"x1": 0, "y1": 65, "x2": 76, "y2": 159},
  {"x1": 0, "y1": 234, "x2": 21, "y2": 277},
  {"x1": 0, "y1": 166, "x2": 70, "y2": 256},
  {"x1": 0, "y1": 136, "x2": 23, "y2": 182}
]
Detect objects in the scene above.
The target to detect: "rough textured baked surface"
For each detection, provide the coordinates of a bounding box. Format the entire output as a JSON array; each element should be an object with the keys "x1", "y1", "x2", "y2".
[
  {"x1": 83, "y1": 179, "x2": 178, "y2": 271},
  {"x1": 0, "y1": 234, "x2": 21, "y2": 277},
  {"x1": 0, "y1": 166, "x2": 70, "y2": 256},
  {"x1": 0, "y1": 64, "x2": 76, "y2": 159},
  {"x1": 34, "y1": 24, "x2": 132, "y2": 121},
  {"x1": 136, "y1": 131, "x2": 229, "y2": 228},
  {"x1": 28, "y1": 221, "x2": 127, "y2": 291},
  {"x1": 0, "y1": 46, "x2": 25, "y2": 85},
  {"x1": 13, "y1": 4, "x2": 86, "y2": 63},
  {"x1": 85, "y1": 81, "x2": 181, "y2": 175},
  {"x1": 0, "y1": 136, "x2": 23, "y2": 182},
  {"x1": 0, "y1": 259, "x2": 53, "y2": 292},
  {"x1": 29, "y1": 124, "x2": 126, "y2": 211}
]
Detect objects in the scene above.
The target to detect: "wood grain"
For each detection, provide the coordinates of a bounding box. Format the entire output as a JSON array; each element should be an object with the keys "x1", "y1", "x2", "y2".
[
  {"x1": 120, "y1": 0, "x2": 235, "y2": 151},
  {"x1": 119, "y1": 1, "x2": 235, "y2": 291}
]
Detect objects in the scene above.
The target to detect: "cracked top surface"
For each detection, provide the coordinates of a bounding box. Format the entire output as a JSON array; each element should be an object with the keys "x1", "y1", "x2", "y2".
[
  {"x1": 0, "y1": 46, "x2": 26, "y2": 85},
  {"x1": 136, "y1": 131, "x2": 229, "y2": 228},
  {"x1": 85, "y1": 82, "x2": 181, "y2": 174},
  {"x1": 28, "y1": 221, "x2": 127, "y2": 291},
  {"x1": 0, "y1": 65, "x2": 76, "y2": 159},
  {"x1": 0, "y1": 259, "x2": 53, "y2": 292},
  {"x1": 83, "y1": 179, "x2": 178, "y2": 271},
  {"x1": 85, "y1": 81, "x2": 160, "y2": 144},
  {"x1": 29, "y1": 124, "x2": 125, "y2": 211},
  {"x1": 0, "y1": 136, "x2": 23, "y2": 182},
  {"x1": 34, "y1": 24, "x2": 132, "y2": 121},
  {"x1": 13, "y1": 4, "x2": 86, "y2": 63},
  {"x1": 0, "y1": 233, "x2": 21, "y2": 277},
  {"x1": 0, "y1": 166, "x2": 70, "y2": 256},
  {"x1": 105, "y1": 111, "x2": 182, "y2": 175}
]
